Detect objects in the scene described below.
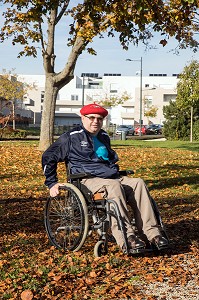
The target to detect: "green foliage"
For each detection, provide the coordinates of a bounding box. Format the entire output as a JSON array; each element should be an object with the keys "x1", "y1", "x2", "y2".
[
  {"x1": 163, "y1": 100, "x2": 190, "y2": 140},
  {"x1": 0, "y1": 71, "x2": 25, "y2": 102},
  {"x1": 176, "y1": 60, "x2": 199, "y2": 109},
  {"x1": 144, "y1": 105, "x2": 158, "y2": 123},
  {"x1": 193, "y1": 119, "x2": 199, "y2": 140},
  {"x1": 0, "y1": 127, "x2": 27, "y2": 139},
  {"x1": 163, "y1": 60, "x2": 199, "y2": 141},
  {"x1": 24, "y1": 127, "x2": 40, "y2": 136},
  {"x1": 1, "y1": 1, "x2": 199, "y2": 57},
  {"x1": 98, "y1": 91, "x2": 131, "y2": 107}
]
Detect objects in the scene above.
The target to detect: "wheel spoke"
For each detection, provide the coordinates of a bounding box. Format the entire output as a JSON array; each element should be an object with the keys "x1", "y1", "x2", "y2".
[{"x1": 44, "y1": 184, "x2": 88, "y2": 251}]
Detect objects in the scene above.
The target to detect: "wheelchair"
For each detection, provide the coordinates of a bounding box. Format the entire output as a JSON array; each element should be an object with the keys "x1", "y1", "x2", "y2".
[{"x1": 44, "y1": 171, "x2": 169, "y2": 257}]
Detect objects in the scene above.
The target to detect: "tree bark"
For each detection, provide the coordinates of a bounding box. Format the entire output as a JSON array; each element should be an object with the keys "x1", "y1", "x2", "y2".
[
  {"x1": 38, "y1": 33, "x2": 86, "y2": 151},
  {"x1": 38, "y1": 74, "x2": 59, "y2": 151}
]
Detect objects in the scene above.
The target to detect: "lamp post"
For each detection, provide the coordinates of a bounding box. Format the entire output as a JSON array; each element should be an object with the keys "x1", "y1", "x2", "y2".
[
  {"x1": 82, "y1": 74, "x2": 85, "y2": 107},
  {"x1": 126, "y1": 57, "x2": 143, "y2": 136}
]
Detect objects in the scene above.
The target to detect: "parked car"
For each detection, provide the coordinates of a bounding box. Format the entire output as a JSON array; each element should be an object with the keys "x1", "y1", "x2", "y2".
[
  {"x1": 146, "y1": 124, "x2": 163, "y2": 135},
  {"x1": 116, "y1": 125, "x2": 135, "y2": 136},
  {"x1": 134, "y1": 125, "x2": 148, "y2": 135},
  {"x1": 126, "y1": 125, "x2": 135, "y2": 135}
]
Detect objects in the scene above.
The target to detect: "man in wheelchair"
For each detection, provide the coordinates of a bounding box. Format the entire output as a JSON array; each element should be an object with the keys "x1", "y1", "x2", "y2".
[{"x1": 42, "y1": 103, "x2": 169, "y2": 254}]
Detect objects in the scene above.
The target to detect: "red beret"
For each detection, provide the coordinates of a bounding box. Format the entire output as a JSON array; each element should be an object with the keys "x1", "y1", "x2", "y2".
[{"x1": 80, "y1": 103, "x2": 108, "y2": 117}]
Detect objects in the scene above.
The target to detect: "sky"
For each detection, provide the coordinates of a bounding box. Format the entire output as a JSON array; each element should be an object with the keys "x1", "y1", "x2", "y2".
[
  {"x1": 0, "y1": 4, "x2": 199, "y2": 78},
  {"x1": 1, "y1": 34, "x2": 198, "y2": 78}
]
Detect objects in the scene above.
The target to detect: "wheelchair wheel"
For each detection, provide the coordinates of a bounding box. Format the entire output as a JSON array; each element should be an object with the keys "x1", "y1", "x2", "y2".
[
  {"x1": 94, "y1": 240, "x2": 108, "y2": 257},
  {"x1": 150, "y1": 196, "x2": 170, "y2": 242},
  {"x1": 44, "y1": 183, "x2": 89, "y2": 252}
]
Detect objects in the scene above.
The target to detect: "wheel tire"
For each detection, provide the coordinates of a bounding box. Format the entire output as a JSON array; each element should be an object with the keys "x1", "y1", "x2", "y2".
[
  {"x1": 44, "y1": 183, "x2": 89, "y2": 252},
  {"x1": 94, "y1": 240, "x2": 108, "y2": 257}
]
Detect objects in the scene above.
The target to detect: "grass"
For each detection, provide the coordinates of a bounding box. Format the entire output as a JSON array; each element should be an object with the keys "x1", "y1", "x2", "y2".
[
  {"x1": 111, "y1": 139, "x2": 199, "y2": 152},
  {"x1": 1, "y1": 138, "x2": 199, "y2": 151}
]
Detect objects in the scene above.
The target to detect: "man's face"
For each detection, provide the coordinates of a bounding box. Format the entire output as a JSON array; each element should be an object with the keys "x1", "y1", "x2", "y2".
[{"x1": 81, "y1": 114, "x2": 104, "y2": 135}]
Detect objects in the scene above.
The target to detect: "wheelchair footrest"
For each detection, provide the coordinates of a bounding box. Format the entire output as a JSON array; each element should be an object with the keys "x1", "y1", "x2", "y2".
[{"x1": 124, "y1": 247, "x2": 147, "y2": 256}]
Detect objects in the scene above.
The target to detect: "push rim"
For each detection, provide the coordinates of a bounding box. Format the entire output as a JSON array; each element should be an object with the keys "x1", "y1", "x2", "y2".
[{"x1": 44, "y1": 183, "x2": 89, "y2": 251}]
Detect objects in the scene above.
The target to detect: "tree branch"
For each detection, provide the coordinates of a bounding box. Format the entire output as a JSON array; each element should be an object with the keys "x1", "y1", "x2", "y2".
[
  {"x1": 54, "y1": 35, "x2": 88, "y2": 88},
  {"x1": 43, "y1": 8, "x2": 57, "y2": 73},
  {"x1": 55, "y1": 1, "x2": 70, "y2": 25}
]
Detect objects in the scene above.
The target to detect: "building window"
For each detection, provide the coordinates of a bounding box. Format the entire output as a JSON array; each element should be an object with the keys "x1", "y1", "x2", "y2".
[
  {"x1": 41, "y1": 91, "x2": 45, "y2": 103},
  {"x1": 163, "y1": 94, "x2": 176, "y2": 102},
  {"x1": 81, "y1": 73, "x2": 99, "y2": 78},
  {"x1": 144, "y1": 96, "x2": 153, "y2": 108},
  {"x1": 125, "y1": 107, "x2": 134, "y2": 113},
  {"x1": 71, "y1": 95, "x2": 79, "y2": 101},
  {"x1": 110, "y1": 83, "x2": 118, "y2": 93}
]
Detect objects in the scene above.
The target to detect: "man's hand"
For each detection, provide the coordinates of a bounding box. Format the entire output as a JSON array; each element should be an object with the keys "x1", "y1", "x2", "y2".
[{"x1": 49, "y1": 183, "x2": 65, "y2": 197}]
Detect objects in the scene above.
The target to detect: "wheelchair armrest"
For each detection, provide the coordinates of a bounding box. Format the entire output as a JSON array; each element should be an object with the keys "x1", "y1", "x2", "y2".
[
  {"x1": 68, "y1": 172, "x2": 92, "y2": 180},
  {"x1": 119, "y1": 170, "x2": 134, "y2": 176}
]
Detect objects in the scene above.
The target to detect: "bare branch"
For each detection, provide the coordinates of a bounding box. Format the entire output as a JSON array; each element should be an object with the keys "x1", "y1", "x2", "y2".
[{"x1": 55, "y1": 1, "x2": 70, "y2": 25}]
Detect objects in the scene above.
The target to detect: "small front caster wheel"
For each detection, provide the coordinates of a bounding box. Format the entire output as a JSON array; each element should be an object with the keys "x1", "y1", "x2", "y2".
[{"x1": 94, "y1": 240, "x2": 108, "y2": 257}]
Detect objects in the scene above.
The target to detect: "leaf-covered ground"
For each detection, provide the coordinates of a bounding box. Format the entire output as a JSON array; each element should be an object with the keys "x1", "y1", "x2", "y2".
[{"x1": 0, "y1": 141, "x2": 199, "y2": 300}]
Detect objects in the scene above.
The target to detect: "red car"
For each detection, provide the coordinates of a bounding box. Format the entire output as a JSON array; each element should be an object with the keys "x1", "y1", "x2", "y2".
[{"x1": 134, "y1": 125, "x2": 148, "y2": 135}]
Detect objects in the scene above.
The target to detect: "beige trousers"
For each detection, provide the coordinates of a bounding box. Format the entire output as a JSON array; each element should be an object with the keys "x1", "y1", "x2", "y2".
[{"x1": 81, "y1": 176, "x2": 161, "y2": 248}]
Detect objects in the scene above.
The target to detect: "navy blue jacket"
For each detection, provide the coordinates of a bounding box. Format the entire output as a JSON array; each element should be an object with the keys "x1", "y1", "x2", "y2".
[{"x1": 42, "y1": 125, "x2": 119, "y2": 188}]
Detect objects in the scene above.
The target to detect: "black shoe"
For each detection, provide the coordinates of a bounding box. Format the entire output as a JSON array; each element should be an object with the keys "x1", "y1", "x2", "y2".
[
  {"x1": 151, "y1": 235, "x2": 169, "y2": 250},
  {"x1": 122, "y1": 235, "x2": 145, "y2": 254}
]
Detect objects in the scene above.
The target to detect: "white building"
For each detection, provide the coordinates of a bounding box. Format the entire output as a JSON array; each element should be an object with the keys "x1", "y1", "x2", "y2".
[{"x1": 18, "y1": 73, "x2": 179, "y2": 127}]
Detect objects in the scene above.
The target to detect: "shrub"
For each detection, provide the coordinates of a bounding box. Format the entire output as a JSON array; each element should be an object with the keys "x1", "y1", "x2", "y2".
[
  {"x1": 193, "y1": 120, "x2": 199, "y2": 141},
  {"x1": 0, "y1": 127, "x2": 27, "y2": 139}
]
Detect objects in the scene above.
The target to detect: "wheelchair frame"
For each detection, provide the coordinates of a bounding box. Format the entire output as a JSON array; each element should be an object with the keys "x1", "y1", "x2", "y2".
[{"x1": 44, "y1": 172, "x2": 169, "y2": 257}]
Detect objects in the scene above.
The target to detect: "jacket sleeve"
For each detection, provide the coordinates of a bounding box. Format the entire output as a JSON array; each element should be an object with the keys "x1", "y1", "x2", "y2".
[{"x1": 42, "y1": 134, "x2": 70, "y2": 188}]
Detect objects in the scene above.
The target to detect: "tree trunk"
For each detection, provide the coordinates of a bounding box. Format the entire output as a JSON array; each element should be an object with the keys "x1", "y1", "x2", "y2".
[
  {"x1": 12, "y1": 100, "x2": 16, "y2": 130},
  {"x1": 38, "y1": 25, "x2": 85, "y2": 151},
  {"x1": 38, "y1": 74, "x2": 59, "y2": 151}
]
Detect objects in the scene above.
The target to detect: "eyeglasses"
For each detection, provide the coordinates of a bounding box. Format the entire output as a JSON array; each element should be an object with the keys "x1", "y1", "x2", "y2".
[{"x1": 84, "y1": 115, "x2": 104, "y2": 122}]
